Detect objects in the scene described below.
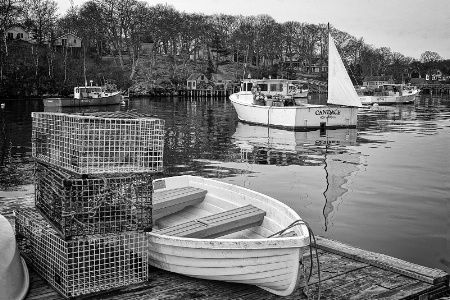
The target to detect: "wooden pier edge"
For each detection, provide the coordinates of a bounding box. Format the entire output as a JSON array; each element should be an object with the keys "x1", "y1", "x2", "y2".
[{"x1": 315, "y1": 235, "x2": 450, "y2": 286}]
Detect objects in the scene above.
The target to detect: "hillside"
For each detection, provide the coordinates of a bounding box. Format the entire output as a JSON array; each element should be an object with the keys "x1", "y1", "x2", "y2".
[{"x1": 128, "y1": 55, "x2": 261, "y2": 96}]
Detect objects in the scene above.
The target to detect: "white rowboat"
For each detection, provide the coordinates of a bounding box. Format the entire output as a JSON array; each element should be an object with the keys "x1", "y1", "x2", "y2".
[{"x1": 147, "y1": 175, "x2": 310, "y2": 296}]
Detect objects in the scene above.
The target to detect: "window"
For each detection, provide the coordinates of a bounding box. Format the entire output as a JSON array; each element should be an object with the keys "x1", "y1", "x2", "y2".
[
  {"x1": 62, "y1": 39, "x2": 67, "y2": 46},
  {"x1": 270, "y1": 84, "x2": 283, "y2": 92},
  {"x1": 7, "y1": 32, "x2": 13, "y2": 39},
  {"x1": 259, "y1": 84, "x2": 268, "y2": 91},
  {"x1": 17, "y1": 33, "x2": 23, "y2": 39}
]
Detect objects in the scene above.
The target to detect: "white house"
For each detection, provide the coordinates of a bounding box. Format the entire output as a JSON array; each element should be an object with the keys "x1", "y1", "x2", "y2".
[
  {"x1": 54, "y1": 33, "x2": 82, "y2": 48},
  {"x1": 6, "y1": 26, "x2": 29, "y2": 42},
  {"x1": 187, "y1": 73, "x2": 209, "y2": 90}
]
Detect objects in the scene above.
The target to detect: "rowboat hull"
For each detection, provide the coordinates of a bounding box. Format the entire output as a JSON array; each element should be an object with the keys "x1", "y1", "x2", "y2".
[
  {"x1": 147, "y1": 175, "x2": 310, "y2": 296},
  {"x1": 230, "y1": 92, "x2": 358, "y2": 130},
  {"x1": 43, "y1": 92, "x2": 122, "y2": 107}
]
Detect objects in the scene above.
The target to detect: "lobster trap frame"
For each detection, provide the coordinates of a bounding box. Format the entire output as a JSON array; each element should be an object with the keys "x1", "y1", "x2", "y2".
[
  {"x1": 15, "y1": 208, "x2": 148, "y2": 298},
  {"x1": 32, "y1": 112, "x2": 164, "y2": 175},
  {"x1": 35, "y1": 161, "x2": 154, "y2": 239}
]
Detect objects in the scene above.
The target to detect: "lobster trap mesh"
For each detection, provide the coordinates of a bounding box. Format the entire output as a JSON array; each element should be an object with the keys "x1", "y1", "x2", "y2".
[
  {"x1": 15, "y1": 207, "x2": 148, "y2": 298},
  {"x1": 35, "y1": 162, "x2": 154, "y2": 239},
  {"x1": 31, "y1": 112, "x2": 164, "y2": 175}
]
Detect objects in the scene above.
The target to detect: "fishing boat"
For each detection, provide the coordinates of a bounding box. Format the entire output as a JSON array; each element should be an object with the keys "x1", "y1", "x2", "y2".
[
  {"x1": 43, "y1": 85, "x2": 122, "y2": 107},
  {"x1": 358, "y1": 84, "x2": 420, "y2": 105},
  {"x1": 147, "y1": 175, "x2": 311, "y2": 296},
  {"x1": 229, "y1": 33, "x2": 362, "y2": 130},
  {"x1": 0, "y1": 213, "x2": 29, "y2": 300}
]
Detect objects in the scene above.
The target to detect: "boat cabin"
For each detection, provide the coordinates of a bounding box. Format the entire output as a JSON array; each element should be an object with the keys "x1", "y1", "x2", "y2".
[
  {"x1": 241, "y1": 79, "x2": 288, "y2": 96},
  {"x1": 74, "y1": 86, "x2": 108, "y2": 99},
  {"x1": 373, "y1": 84, "x2": 404, "y2": 96}
]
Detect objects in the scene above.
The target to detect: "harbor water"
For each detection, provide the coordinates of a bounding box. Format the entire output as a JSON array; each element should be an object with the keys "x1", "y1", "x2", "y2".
[{"x1": 0, "y1": 94, "x2": 449, "y2": 274}]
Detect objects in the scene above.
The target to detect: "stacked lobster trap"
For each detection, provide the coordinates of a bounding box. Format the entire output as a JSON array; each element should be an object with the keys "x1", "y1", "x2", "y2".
[{"x1": 15, "y1": 111, "x2": 165, "y2": 298}]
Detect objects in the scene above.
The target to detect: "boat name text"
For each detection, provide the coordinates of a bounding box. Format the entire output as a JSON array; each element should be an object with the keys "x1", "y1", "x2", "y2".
[{"x1": 315, "y1": 109, "x2": 341, "y2": 117}]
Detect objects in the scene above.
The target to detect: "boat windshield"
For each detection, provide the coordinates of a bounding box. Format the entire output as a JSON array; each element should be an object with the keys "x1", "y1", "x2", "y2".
[
  {"x1": 78, "y1": 87, "x2": 102, "y2": 93},
  {"x1": 259, "y1": 84, "x2": 268, "y2": 91}
]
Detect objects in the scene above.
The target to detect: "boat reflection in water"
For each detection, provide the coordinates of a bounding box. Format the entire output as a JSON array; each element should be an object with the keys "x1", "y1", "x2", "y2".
[
  {"x1": 232, "y1": 122, "x2": 364, "y2": 231},
  {"x1": 44, "y1": 104, "x2": 122, "y2": 114}
]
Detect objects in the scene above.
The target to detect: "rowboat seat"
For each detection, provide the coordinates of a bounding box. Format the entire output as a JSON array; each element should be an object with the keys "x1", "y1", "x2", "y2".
[
  {"x1": 154, "y1": 204, "x2": 266, "y2": 239},
  {"x1": 153, "y1": 187, "x2": 207, "y2": 221}
]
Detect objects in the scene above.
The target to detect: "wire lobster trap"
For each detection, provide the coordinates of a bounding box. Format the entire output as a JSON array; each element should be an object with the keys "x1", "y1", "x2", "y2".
[
  {"x1": 35, "y1": 161, "x2": 154, "y2": 239},
  {"x1": 15, "y1": 207, "x2": 148, "y2": 298},
  {"x1": 32, "y1": 111, "x2": 164, "y2": 175}
]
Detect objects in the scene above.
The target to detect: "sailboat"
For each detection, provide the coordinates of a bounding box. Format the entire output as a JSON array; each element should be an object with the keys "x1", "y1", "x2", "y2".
[{"x1": 229, "y1": 32, "x2": 362, "y2": 130}]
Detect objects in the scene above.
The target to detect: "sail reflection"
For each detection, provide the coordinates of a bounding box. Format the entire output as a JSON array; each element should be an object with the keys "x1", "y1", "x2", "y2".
[{"x1": 232, "y1": 123, "x2": 363, "y2": 231}]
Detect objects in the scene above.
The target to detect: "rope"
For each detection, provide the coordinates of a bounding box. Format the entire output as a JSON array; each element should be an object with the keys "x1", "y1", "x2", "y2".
[{"x1": 269, "y1": 219, "x2": 321, "y2": 300}]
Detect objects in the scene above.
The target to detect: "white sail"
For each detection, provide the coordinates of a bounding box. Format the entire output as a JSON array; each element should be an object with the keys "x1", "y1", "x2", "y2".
[{"x1": 327, "y1": 33, "x2": 362, "y2": 107}]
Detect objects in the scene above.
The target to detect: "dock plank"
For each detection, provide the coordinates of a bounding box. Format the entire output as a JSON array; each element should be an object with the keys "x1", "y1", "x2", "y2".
[
  {"x1": 315, "y1": 236, "x2": 449, "y2": 285},
  {"x1": 23, "y1": 236, "x2": 449, "y2": 300}
]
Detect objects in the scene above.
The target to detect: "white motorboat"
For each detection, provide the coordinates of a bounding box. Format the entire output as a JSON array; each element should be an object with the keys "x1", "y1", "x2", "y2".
[
  {"x1": 229, "y1": 33, "x2": 362, "y2": 130},
  {"x1": 358, "y1": 84, "x2": 420, "y2": 105},
  {"x1": 44, "y1": 85, "x2": 122, "y2": 107}
]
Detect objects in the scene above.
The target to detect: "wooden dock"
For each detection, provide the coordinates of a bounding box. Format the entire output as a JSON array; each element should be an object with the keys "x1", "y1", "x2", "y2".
[
  {"x1": 178, "y1": 89, "x2": 232, "y2": 98},
  {"x1": 24, "y1": 236, "x2": 449, "y2": 300}
]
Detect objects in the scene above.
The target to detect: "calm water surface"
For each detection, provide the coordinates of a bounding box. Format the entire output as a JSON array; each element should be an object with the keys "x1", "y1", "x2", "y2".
[{"x1": 0, "y1": 94, "x2": 449, "y2": 274}]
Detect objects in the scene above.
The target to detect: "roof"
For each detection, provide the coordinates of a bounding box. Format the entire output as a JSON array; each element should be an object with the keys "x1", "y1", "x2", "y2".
[
  {"x1": 363, "y1": 75, "x2": 393, "y2": 82},
  {"x1": 6, "y1": 25, "x2": 27, "y2": 31},
  {"x1": 187, "y1": 73, "x2": 206, "y2": 81},
  {"x1": 55, "y1": 33, "x2": 82, "y2": 40}
]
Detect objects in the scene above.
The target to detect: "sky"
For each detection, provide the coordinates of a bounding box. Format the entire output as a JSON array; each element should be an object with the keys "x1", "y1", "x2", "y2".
[{"x1": 57, "y1": 0, "x2": 450, "y2": 60}]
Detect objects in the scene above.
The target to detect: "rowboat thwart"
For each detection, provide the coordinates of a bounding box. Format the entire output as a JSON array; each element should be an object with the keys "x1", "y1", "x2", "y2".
[{"x1": 147, "y1": 175, "x2": 310, "y2": 296}]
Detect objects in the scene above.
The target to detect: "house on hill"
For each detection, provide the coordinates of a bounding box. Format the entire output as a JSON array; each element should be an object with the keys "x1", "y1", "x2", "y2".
[
  {"x1": 362, "y1": 75, "x2": 394, "y2": 88},
  {"x1": 6, "y1": 26, "x2": 30, "y2": 42},
  {"x1": 187, "y1": 73, "x2": 209, "y2": 90},
  {"x1": 54, "y1": 33, "x2": 82, "y2": 55},
  {"x1": 426, "y1": 69, "x2": 443, "y2": 81}
]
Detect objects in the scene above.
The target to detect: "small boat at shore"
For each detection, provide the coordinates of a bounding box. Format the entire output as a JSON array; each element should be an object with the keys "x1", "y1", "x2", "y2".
[
  {"x1": 229, "y1": 32, "x2": 362, "y2": 130},
  {"x1": 43, "y1": 85, "x2": 122, "y2": 107},
  {"x1": 147, "y1": 175, "x2": 310, "y2": 296},
  {"x1": 358, "y1": 84, "x2": 420, "y2": 105},
  {"x1": 0, "y1": 213, "x2": 29, "y2": 300}
]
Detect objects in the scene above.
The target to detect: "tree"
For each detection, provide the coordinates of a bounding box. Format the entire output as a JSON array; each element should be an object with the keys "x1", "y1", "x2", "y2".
[
  {"x1": 420, "y1": 51, "x2": 443, "y2": 79},
  {"x1": 25, "y1": 0, "x2": 58, "y2": 44}
]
